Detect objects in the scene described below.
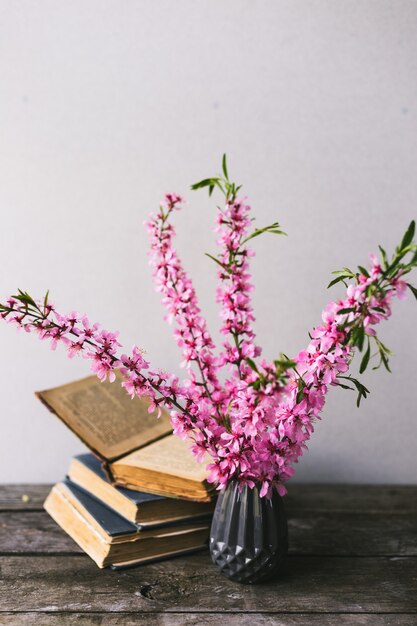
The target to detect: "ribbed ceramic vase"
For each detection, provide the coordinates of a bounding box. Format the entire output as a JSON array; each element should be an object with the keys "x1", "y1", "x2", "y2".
[{"x1": 209, "y1": 480, "x2": 288, "y2": 584}]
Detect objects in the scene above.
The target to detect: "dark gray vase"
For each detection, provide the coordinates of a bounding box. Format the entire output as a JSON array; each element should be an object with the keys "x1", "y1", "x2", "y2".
[{"x1": 209, "y1": 480, "x2": 288, "y2": 584}]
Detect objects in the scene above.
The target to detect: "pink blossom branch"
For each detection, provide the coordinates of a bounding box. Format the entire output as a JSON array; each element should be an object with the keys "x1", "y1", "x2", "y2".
[
  {"x1": 215, "y1": 197, "x2": 261, "y2": 380},
  {"x1": 192, "y1": 160, "x2": 286, "y2": 388},
  {"x1": 0, "y1": 293, "x2": 191, "y2": 418},
  {"x1": 146, "y1": 193, "x2": 224, "y2": 417},
  {"x1": 207, "y1": 238, "x2": 416, "y2": 497}
]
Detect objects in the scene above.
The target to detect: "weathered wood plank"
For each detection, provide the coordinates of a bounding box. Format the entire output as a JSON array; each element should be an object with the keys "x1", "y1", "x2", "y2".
[
  {"x1": 0, "y1": 613, "x2": 416, "y2": 625},
  {"x1": 287, "y1": 512, "x2": 417, "y2": 556},
  {"x1": 1, "y1": 484, "x2": 416, "y2": 514},
  {"x1": 0, "y1": 485, "x2": 50, "y2": 510},
  {"x1": 0, "y1": 512, "x2": 82, "y2": 554},
  {"x1": 0, "y1": 555, "x2": 416, "y2": 613},
  {"x1": 1, "y1": 510, "x2": 416, "y2": 556},
  {"x1": 284, "y1": 484, "x2": 417, "y2": 515}
]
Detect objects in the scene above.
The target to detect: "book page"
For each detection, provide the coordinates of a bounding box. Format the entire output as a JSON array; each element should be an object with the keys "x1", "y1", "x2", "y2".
[
  {"x1": 113, "y1": 434, "x2": 209, "y2": 482},
  {"x1": 36, "y1": 376, "x2": 172, "y2": 460}
]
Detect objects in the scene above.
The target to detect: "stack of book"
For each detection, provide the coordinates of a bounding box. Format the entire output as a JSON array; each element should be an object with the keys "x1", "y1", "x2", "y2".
[{"x1": 38, "y1": 376, "x2": 215, "y2": 569}]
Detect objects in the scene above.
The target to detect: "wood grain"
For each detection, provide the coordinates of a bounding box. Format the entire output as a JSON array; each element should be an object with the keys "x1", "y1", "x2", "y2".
[
  {"x1": 0, "y1": 554, "x2": 416, "y2": 613},
  {"x1": 1, "y1": 614, "x2": 416, "y2": 625},
  {"x1": 2, "y1": 484, "x2": 416, "y2": 513},
  {"x1": 284, "y1": 484, "x2": 417, "y2": 514},
  {"x1": 0, "y1": 484, "x2": 416, "y2": 620},
  {"x1": 1, "y1": 511, "x2": 416, "y2": 556},
  {"x1": 0, "y1": 512, "x2": 82, "y2": 554},
  {"x1": 0, "y1": 485, "x2": 50, "y2": 510}
]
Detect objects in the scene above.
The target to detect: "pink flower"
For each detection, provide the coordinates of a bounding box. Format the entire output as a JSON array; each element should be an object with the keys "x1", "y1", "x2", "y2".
[
  {"x1": 96, "y1": 330, "x2": 121, "y2": 354},
  {"x1": 89, "y1": 351, "x2": 116, "y2": 382},
  {"x1": 392, "y1": 277, "x2": 408, "y2": 300},
  {"x1": 67, "y1": 340, "x2": 84, "y2": 359},
  {"x1": 259, "y1": 481, "x2": 270, "y2": 498},
  {"x1": 119, "y1": 345, "x2": 149, "y2": 373},
  {"x1": 74, "y1": 316, "x2": 101, "y2": 342}
]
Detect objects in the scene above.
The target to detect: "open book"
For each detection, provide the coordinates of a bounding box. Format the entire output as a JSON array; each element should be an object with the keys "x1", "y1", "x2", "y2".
[{"x1": 37, "y1": 376, "x2": 214, "y2": 502}]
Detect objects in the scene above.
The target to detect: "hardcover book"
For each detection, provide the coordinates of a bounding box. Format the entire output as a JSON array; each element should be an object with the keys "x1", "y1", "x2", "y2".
[
  {"x1": 68, "y1": 453, "x2": 215, "y2": 526},
  {"x1": 36, "y1": 375, "x2": 213, "y2": 501},
  {"x1": 44, "y1": 480, "x2": 210, "y2": 568}
]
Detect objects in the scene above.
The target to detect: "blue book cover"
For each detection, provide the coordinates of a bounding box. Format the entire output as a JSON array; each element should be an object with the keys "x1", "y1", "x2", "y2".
[
  {"x1": 74, "y1": 453, "x2": 164, "y2": 505},
  {"x1": 63, "y1": 479, "x2": 139, "y2": 537}
]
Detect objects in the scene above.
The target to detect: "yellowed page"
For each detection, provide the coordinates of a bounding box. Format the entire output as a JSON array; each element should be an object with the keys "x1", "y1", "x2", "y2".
[
  {"x1": 36, "y1": 375, "x2": 172, "y2": 460},
  {"x1": 112, "y1": 434, "x2": 209, "y2": 482}
]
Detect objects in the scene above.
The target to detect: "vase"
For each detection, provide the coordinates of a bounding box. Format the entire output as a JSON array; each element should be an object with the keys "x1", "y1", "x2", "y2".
[{"x1": 209, "y1": 480, "x2": 288, "y2": 584}]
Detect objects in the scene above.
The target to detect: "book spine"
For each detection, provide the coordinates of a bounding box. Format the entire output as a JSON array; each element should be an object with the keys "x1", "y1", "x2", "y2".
[{"x1": 101, "y1": 460, "x2": 116, "y2": 484}]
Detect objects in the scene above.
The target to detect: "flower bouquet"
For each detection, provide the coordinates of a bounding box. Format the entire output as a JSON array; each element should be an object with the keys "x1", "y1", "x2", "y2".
[{"x1": 1, "y1": 156, "x2": 416, "y2": 583}]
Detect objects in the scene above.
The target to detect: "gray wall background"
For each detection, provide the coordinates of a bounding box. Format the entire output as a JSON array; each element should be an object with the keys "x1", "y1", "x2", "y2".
[{"x1": 0, "y1": 0, "x2": 416, "y2": 484}]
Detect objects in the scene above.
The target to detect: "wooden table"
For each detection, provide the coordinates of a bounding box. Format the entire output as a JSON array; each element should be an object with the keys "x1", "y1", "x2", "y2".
[{"x1": 0, "y1": 484, "x2": 416, "y2": 624}]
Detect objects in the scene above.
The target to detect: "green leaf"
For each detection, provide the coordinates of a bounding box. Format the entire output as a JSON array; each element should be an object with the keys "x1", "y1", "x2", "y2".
[
  {"x1": 378, "y1": 245, "x2": 388, "y2": 270},
  {"x1": 43, "y1": 290, "x2": 49, "y2": 310},
  {"x1": 339, "y1": 376, "x2": 370, "y2": 407},
  {"x1": 273, "y1": 357, "x2": 297, "y2": 369},
  {"x1": 15, "y1": 290, "x2": 37, "y2": 309},
  {"x1": 205, "y1": 253, "x2": 231, "y2": 273},
  {"x1": 296, "y1": 389, "x2": 304, "y2": 404},
  {"x1": 380, "y1": 352, "x2": 391, "y2": 373},
  {"x1": 335, "y1": 382, "x2": 354, "y2": 391},
  {"x1": 191, "y1": 178, "x2": 226, "y2": 195},
  {"x1": 400, "y1": 220, "x2": 415, "y2": 251},
  {"x1": 407, "y1": 283, "x2": 417, "y2": 300},
  {"x1": 356, "y1": 326, "x2": 365, "y2": 351},
  {"x1": 331, "y1": 268, "x2": 356, "y2": 277},
  {"x1": 375, "y1": 337, "x2": 393, "y2": 355},
  {"x1": 245, "y1": 358, "x2": 259, "y2": 373},
  {"x1": 359, "y1": 341, "x2": 371, "y2": 374},
  {"x1": 327, "y1": 267, "x2": 357, "y2": 289},
  {"x1": 242, "y1": 222, "x2": 287, "y2": 244},
  {"x1": 296, "y1": 378, "x2": 306, "y2": 404},
  {"x1": 337, "y1": 307, "x2": 356, "y2": 315},
  {"x1": 274, "y1": 356, "x2": 297, "y2": 378},
  {"x1": 390, "y1": 245, "x2": 414, "y2": 270},
  {"x1": 327, "y1": 275, "x2": 350, "y2": 289},
  {"x1": 190, "y1": 178, "x2": 213, "y2": 190},
  {"x1": 251, "y1": 379, "x2": 261, "y2": 390},
  {"x1": 350, "y1": 325, "x2": 365, "y2": 351},
  {"x1": 358, "y1": 266, "x2": 369, "y2": 277},
  {"x1": 222, "y1": 154, "x2": 229, "y2": 181},
  {"x1": 410, "y1": 249, "x2": 417, "y2": 266}
]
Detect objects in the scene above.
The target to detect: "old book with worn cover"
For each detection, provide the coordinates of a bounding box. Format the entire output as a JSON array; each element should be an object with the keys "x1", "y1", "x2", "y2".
[
  {"x1": 44, "y1": 480, "x2": 210, "y2": 568},
  {"x1": 68, "y1": 453, "x2": 215, "y2": 526},
  {"x1": 36, "y1": 375, "x2": 213, "y2": 501}
]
